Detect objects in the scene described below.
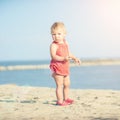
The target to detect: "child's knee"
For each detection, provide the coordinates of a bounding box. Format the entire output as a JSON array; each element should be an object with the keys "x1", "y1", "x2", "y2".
[{"x1": 64, "y1": 84, "x2": 70, "y2": 88}]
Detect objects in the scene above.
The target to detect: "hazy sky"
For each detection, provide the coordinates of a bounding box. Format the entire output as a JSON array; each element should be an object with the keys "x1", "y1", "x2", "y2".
[{"x1": 0, "y1": 0, "x2": 120, "y2": 61}]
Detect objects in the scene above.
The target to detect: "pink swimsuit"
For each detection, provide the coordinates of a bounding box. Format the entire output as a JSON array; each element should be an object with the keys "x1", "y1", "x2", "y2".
[{"x1": 50, "y1": 40, "x2": 70, "y2": 76}]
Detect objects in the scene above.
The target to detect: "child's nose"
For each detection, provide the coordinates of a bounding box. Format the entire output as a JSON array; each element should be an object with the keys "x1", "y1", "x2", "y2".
[{"x1": 55, "y1": 34, "x2": 59, "y2": 37}]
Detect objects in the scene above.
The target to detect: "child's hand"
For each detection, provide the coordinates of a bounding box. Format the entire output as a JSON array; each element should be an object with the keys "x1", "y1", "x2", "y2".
[
  {"x1": 64, "y1": 56, "x2": 71, "y2": 61},
  {"x1": 73, "y1": 58, "x2": 81, "y2": 65}
]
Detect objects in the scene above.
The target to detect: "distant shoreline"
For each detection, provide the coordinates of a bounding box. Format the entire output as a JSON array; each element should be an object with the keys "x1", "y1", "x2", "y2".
[
  {"x1": 0, "y1": 59, "x2": 120, "y2": 71},
  {"x1": 80, "y1": 59, "x2": 120, "y2": 66}
]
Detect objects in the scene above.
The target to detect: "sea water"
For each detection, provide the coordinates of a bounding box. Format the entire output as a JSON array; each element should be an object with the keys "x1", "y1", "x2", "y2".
[{"x1": 0, "y1": 60, "x2": 120, "y2": 90}]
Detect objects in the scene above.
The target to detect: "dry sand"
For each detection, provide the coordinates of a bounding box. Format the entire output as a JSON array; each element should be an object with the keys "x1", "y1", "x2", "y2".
[{"x1": 0, "y1": 84, "x2": 120, "y2": 120}]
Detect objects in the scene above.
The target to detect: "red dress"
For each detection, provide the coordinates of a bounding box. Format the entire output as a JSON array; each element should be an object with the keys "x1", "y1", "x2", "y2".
[{"x1": 50, "y1": 40, "x2": 70, "y2": 76}]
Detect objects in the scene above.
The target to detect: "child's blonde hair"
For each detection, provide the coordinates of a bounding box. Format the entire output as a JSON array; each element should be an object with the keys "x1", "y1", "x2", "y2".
[{"x1": 51, "y1": 22, "x2": 67, "y2": 34}]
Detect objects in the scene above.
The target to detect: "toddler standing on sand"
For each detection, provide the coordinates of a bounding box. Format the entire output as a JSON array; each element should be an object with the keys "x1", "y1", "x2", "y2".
[{"x1": 50, "y1": 22, "x2": 81, "y2": 106}]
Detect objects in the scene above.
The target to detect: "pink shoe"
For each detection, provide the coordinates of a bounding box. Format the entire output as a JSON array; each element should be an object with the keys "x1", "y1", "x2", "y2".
[
  {"x1": 65, "y1": 98, "x2": 74, "y2": 104},
  {"x1": 56, "y1": 101, "x2": 69, "y2": 106}
]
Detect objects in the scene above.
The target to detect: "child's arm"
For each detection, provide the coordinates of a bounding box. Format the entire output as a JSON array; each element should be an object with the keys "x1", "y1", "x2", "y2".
[
  {"x1": 50, "y1": 43, "x2": 69, "y2": 61},
  {"x1": 66, "y1": 41, "x2": 81, "y2": 65}
]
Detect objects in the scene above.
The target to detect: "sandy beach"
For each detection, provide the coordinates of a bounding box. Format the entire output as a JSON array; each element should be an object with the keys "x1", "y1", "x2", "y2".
[{"x1": 0, "y1": 85, "x2": 120, "y2": 120}]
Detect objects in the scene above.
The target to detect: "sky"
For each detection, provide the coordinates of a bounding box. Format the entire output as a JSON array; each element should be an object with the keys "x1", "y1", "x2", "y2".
[{"x1": 0, "y1": 0, "x2": 120, "y2": 61}]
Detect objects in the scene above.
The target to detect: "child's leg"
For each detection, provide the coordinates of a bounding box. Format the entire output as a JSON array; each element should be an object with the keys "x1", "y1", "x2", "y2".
[
  {"x1": 52, "y1": 73, "x2": 64, "y2": 103},
  {"x1": 63, "y1": 75, "x2": 70, "y2": 100}
]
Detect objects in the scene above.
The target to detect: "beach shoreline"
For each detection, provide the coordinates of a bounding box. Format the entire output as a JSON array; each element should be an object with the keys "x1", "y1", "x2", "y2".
[{"x1": 0, "y1": 84, "x2": 120, "y2": 120}]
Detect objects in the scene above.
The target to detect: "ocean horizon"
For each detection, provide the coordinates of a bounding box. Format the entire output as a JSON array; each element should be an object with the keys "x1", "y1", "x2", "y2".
[{"x1": 0, "y1": 59, "x2": 120, "y2": 90}]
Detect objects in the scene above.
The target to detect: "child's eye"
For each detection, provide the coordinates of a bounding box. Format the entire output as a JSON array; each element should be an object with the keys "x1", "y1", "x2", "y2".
[
  {"x1": 52, "y1": 34, "x2": 56, "y2": 35},
  {"x1": 58, "y1": 33, "x2": 61, "y2": 35}
]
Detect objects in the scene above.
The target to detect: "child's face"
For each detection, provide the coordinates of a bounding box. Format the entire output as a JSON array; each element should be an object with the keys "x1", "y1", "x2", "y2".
[{"x1": 51, "y1": 28, "x2": 66, "y2": 43}]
